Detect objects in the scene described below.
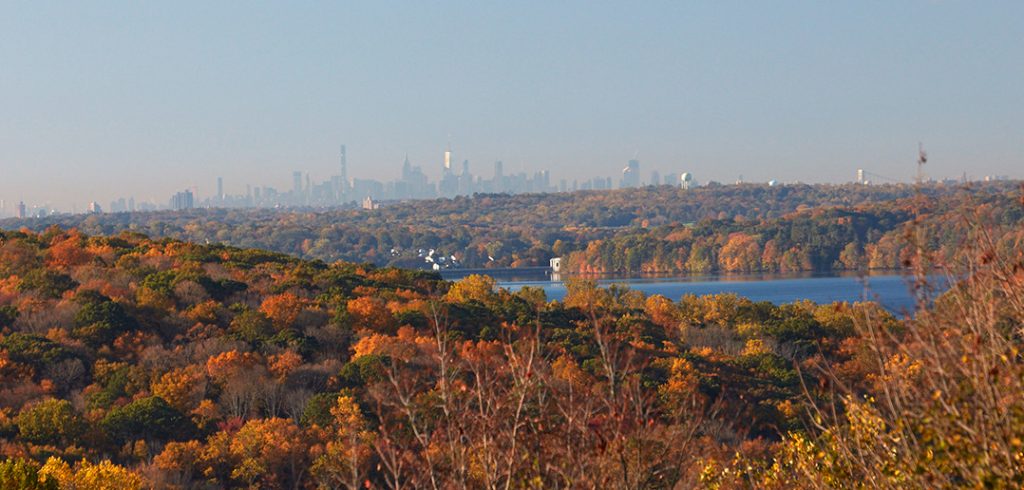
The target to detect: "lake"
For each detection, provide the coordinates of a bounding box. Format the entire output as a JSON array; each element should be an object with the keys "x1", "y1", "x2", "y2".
[{"x1": 441, "y1": 270, "x2": 948, "y2": 314}]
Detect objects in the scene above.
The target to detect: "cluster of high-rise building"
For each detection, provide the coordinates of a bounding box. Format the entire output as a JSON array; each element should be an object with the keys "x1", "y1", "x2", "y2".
[
  {"x1": 3, "y1": 145, "x2": 704, "y2": 217},
  {"x1": 4, "y1": 143, "x2": 1020, "y2": 220},
  {"x1": 173, "y1": 145, "x2": 645, "y2": 210},
  {"x1": 170, "y1": 190, "x2": 195, "y2": 211},
  {"x1": 0, "y1": 199, "x2": 68, "y2": 219}
]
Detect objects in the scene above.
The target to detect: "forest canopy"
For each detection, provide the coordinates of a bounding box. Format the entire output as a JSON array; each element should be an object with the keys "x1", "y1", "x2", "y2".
[
  {"x1": 0, "y1": 216, "x2": 1022, "y2": 488},
  {"x1": 5, "y1": 182, "x2": 1021, "y2": 274}
]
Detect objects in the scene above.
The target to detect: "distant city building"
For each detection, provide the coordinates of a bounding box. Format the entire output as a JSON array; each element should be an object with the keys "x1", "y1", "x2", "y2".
[
  {"x1": 339, "y1": 145, "x2": 349, "y2": 195},
  {"x1": 94, "y1": 143, "x2": 636, "y2": 211},
  {"x1": 361, "y1": 196, "x2": 379, "y2": 210},
  {"x1": 352, "y1": 178, "x2": 384, "y2": 202},
  {"x1": 88, "y1": 201, "x2": 102, "y2": 214},
  {"x1": 620, "y1": 158, "x2": 640, "y2": 188},
  {"x1": 489, "y1": 161, "x2": 501, "y2": 192},
  {"x1": 170, "y1": 190, "x2": 194, "y2": 210},
  {"x1": 293, "y1": 171, "x2": 303, "y2": 196},
  {"x1": 458, "y1": 159, "x2": 473, "y2": 195},
  {"x1": 110, "y1": 197, "x2": 129, "y2": 213},
  {"x1": 17, "y1": 201, "x2": 26, "y2": 219}
]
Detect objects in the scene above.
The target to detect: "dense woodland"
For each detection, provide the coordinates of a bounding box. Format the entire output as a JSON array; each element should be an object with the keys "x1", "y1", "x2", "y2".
[
  {"x1": 1, "y1": 197, "x2": 1023, "y2": 488},
  {"x1": 5, "y1": 183, "x2": 1022, "y2": 275}
]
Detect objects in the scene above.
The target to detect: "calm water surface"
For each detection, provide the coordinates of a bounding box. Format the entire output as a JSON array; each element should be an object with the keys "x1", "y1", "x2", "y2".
[{"x1": 442, "y1": 270, "x2": 949, "y2": 315}]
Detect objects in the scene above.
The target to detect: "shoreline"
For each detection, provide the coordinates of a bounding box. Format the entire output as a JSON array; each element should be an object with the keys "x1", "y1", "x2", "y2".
[{"x1": 440, "y1": 267, "x2": 916, "y2": 282}]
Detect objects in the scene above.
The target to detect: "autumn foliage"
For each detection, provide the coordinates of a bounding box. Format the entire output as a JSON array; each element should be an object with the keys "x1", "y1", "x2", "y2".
[{"x1": 0, "y1": 210, "x2": 1022, "y2": 488}]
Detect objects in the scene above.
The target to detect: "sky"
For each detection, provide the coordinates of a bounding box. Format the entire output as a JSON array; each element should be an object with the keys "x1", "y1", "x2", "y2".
[{"x1": 1, "y1": 1, "x2": 1022, "y2": 211}]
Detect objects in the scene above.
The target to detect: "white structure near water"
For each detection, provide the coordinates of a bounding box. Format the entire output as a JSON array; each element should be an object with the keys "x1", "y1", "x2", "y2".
[{"x1": 549, "y1": 257, "x2": 562, "y2": 273}]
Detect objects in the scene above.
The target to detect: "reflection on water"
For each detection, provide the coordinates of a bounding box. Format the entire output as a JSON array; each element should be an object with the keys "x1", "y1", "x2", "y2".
[{"x1": 442, "y1": 269, "x2": 949, "y2": 315}]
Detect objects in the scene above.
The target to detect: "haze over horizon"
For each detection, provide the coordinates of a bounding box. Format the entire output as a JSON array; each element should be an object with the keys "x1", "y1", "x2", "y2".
[{"x1": 2, "y1": 2, "x2": 1022, "y2": 211}]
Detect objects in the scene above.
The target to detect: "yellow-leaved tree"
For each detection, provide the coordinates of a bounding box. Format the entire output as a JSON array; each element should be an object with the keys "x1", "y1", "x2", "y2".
[
  {"x1": 39, "y1": 457, "x2": 144, "y2": 490},
  {"x1": 444, "y1": 274, "x2": 497, "y2": 304},
  {"x1": 311, "y1": 395, "x2": 375, "y2": 489}
]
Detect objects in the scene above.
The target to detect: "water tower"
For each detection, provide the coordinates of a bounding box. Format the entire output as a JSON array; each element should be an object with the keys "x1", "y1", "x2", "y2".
[{"x1": 680, "y1": 172, "x2": 694, "y2": 190}]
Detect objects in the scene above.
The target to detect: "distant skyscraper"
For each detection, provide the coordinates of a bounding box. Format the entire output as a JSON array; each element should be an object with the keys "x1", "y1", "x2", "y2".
[
  {"x1": 17, "y1": 201, "x2": 26, "y2": 219},
  {"x1": 444, "y1": 145, "x2": 452, "y2": 173},
  {"x1": 88, "y1": 201, "x2": 102, "y2": 214},
  {"x1": 493, "y1": 160, "x2": 504, "y2": 192},
  {"x1": 857, "y1": 168, "x2": 865, "y2": 185},
  {"x1": 293, "y1": 171, "x2": 303, "y2": 195},
  {"x1": 109, "y1": 198, "x2": 127, "y2": 213},
  {"x1": 170, "y1": 190, "x2": 194, "y2": 210},
  {"x1": 620, "y1": 158, "x2": 640, "y2": 188},
  {"x1": 402, "y1": 153, "x2": 412, "y2": 180},
  {"x1": 339, "y1": 145, "x2": 348, "y2": 193},
  {"x1": 217, "y1": 177, "x2": 224, "y2": 201},
  {"x1": 650, "y1": 170, "x2": 661, "y2": 187}
]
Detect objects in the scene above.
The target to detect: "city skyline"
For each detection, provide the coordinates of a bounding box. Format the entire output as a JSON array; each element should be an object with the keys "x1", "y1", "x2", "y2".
[
  {"x1": 3, "y1": 140, "x2": 1014, "y2": 218},
  {"x1": 2, "y1": 2, "x2": 1022, "y2": 210},
  {"x1": 3, "y1": 145, "x2": 691, "y2": 216}
]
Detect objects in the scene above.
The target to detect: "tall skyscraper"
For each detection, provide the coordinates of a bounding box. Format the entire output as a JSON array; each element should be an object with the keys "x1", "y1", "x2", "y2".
[
  {"x1": 493, "y1": 160, "x2": 504, "y2": 192},
  {"x1": 216, "y1": 177, "x2": 224, "y2": 202},
  {"x1": 170, "y1": 190, "x2": 194, "y2": 210},
  {"x1": 439, "y1": 144, "x2": 457, "y2": 196},
  {"x1": 621, "y1": 158, "x2": 640, "y2": 188},
  {"x1": 293, "y1": 171, "x2": 303, "y2": 195},
  {"x1": 339, "y1": 145, "x2": 348, "y2": 193},
  {"x1": 17, "y1": 201, "x2": 26, "y2": 219}
]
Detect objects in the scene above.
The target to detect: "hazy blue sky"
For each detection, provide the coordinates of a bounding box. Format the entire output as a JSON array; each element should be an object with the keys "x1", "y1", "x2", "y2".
[{"x1": 2, "y1": 1, "x2": 1022, "y2": 211}]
